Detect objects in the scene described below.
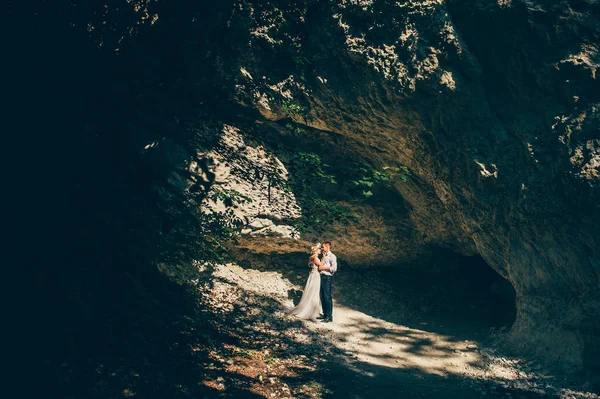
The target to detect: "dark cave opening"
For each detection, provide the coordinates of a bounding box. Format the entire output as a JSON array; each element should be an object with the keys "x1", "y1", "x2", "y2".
[
  {"x1": 412, "y1": 251, "x2": 517, "y2": 329},
  {"x1": 365, "y1": 250, "x2": 518, "y2": 331},
  {"x1": 451, "y1": 254, "x2": 517, "y2": 328}
]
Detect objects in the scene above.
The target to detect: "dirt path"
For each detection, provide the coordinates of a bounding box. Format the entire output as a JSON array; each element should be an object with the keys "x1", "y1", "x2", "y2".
[{"x1": 196, "y1": 263, "x2": 598, "y2": 399}]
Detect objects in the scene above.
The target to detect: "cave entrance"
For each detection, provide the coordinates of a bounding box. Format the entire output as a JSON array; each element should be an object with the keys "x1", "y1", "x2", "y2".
[
  {"x1": 450, "y1": 254, "x2": 517, "y2": 329},
  {"x1": 385, "y1": 250, "x2": 517, "y2": 330}
]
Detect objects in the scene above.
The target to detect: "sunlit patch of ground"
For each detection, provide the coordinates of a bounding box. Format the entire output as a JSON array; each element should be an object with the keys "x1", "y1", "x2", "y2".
[
  {"x1": 311, "y1": 306, "x2": 485, "y2": 378},
  {"x1": 201, "y1": 263, "x2": 599, "y2": 399}
]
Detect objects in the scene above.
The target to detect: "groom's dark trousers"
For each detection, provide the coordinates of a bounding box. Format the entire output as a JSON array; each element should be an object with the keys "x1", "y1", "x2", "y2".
[{"x1": 320, "y1": 275, "x2": 333, "y2": 319}]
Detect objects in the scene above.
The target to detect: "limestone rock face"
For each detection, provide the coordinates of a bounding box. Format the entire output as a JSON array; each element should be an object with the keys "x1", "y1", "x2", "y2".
[
  {"x1": 74, "y1": 0, "x2": 599, "y2": 370},
  {"x1": 197, "y1": 125, "x2": 301, "y2": 239},
  {"x1": 222, "y1": 0, "x2": 600, "y2": 369}
]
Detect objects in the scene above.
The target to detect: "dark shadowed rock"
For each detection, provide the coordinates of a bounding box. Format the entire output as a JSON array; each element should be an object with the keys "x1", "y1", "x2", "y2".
[
  {"x1": 36, "y1": 0, "x2": 599, "y2": 374},
  {"x1": 222, "y1": 0, "x2": 600, "y2": 370}
]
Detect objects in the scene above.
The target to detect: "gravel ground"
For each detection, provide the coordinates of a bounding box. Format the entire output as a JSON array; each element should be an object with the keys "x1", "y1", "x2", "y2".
[{"x1": 191, "y1": 262, "x2": 599, "y2": 399}]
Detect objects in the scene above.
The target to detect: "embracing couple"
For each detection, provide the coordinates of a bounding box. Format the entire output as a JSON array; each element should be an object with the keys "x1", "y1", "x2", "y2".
[{"x1": 289, "y1": 241, "x2": 338, "y2": 323}]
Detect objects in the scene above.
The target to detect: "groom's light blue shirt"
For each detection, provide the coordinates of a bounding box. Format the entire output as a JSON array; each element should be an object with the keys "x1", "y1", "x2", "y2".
[{"x1": 320, "y1": 251, "x2": 337, "y2": 276}]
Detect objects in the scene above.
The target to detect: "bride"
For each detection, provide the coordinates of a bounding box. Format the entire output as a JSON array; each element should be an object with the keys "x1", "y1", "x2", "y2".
[{"x1": 288, "y1": 243, "x2": 323, "y2": 319}]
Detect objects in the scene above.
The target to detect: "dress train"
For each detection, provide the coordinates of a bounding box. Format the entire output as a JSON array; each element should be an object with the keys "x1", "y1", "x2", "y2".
[{"x1": 289, "y1": 265, "x2": 322, "y2": 319}]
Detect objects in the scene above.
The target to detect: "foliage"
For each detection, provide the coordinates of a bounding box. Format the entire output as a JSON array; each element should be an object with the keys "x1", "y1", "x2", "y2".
[
  {"x1": 292, "y1": 55, "x2": 310, "y2": 68},
  {"x1": 285, "y1": 122, "x2": 303, "y2": 135},
  {"x1": 192, "y1": 189, "x2": 255, "y2": 257},
  {"x1": 285, "y1": 150, "x2": 353, "y2": 233},
  {"x1": 198, "y1": 210, "x2": 242, "y2": 244},
  {"x1": 207, "y1": 188, "x2": 253, "y2": 207},
  {"x1": 289, "y1": 151, "x2": 337, "y2": 184},
  {"x1": 280, "y1": 143, "x2": 410, "y2": 233},
  {"x1": 253, "y1": 154, "x2": 293, "y2": 203},
  {"x1": 296, "y1": 198, "x2": 356, "y2": 226},
  {"x1": 350, "y1": 165, "x2": 410, "y2": 198},
  {"x1": 282, "y1": 98, "x2": 307, "y2": 120}
]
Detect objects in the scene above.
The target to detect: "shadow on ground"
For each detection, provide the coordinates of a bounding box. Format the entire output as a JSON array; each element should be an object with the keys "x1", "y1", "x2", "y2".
[
  {"x1": 40, "y1": 257, "x2": 554, "y2": 399},
  {"x1": 227, "y1": 247, "x2": 599, "y2": 397},
  {"x1": 196, "y1": 262, "x2": 560, "y2": 398},
  {"x1": 232, "y1": 247, "x2": 516, "y2": 339}
]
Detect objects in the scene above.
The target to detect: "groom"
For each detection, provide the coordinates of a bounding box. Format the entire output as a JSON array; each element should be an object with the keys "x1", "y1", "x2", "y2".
[{"x1": 318, "y1": 241, "x2": 337, "y2": 323}]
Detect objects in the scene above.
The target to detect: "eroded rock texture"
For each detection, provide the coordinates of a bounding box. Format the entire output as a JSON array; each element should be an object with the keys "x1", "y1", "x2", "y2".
[
  {"x1": 226, "y1": 0, "x2": 600, "y2": 369},
  {"x1": 65, "y1": 0, "x2": 599, "y2": 370}
]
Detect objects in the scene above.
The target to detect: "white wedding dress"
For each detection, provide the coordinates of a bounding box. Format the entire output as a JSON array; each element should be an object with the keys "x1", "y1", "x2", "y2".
[{"x1": 289, "y1": 263, "x2": 322, "y2": 319}]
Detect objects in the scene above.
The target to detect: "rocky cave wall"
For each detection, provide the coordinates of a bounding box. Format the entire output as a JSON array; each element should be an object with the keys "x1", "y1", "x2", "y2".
[
  {"x1": 48, "y1": 0, "x2": 600, "y2": 371},
  {"x1": 217, "y1": 0, "x2": 600, "y2": 369}
]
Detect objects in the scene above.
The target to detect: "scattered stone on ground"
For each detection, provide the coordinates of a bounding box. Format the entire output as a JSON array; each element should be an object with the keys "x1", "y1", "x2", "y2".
[{"x1": 190, "y1": 263, "x2": 599, "y2": 398}]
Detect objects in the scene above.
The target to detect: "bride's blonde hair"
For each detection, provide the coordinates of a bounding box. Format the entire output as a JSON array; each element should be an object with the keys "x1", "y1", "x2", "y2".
[{"x1": 310, "y1": 243, "x2": 322, "y2": 254}]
